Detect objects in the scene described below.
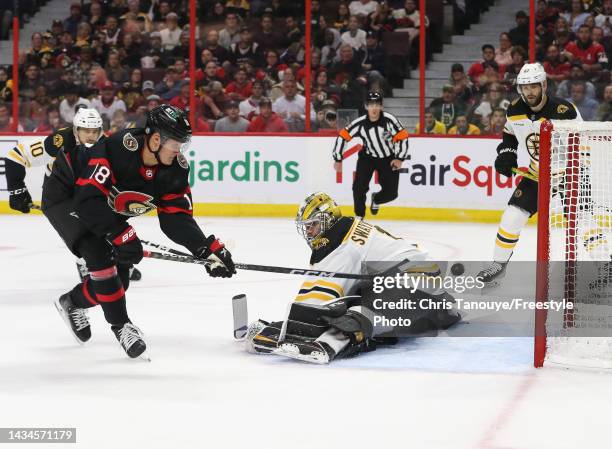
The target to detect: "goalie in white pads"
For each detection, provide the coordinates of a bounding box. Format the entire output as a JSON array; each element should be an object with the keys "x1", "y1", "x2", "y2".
[{"x1": 245, "y1": 192, "x2": 461, "y2": 364}]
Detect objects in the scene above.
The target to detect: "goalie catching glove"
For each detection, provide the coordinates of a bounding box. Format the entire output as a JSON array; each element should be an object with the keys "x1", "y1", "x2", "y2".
[
  {"x1": 494, "y1": 147, "x2": 518, "y2": 178},
  {"x1": 9, "y1": 186, "x2": 33, "y2": 213},
  {"x1": 196, "y1": 235, "x2": 236, "y2": 278}
]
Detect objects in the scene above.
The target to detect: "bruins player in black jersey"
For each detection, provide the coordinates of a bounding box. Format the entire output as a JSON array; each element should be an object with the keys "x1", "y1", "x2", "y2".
[
  {"x1": 43, "y1": 105, "x2": 236, "y2": 359},
  {"x1": 478, "y1": 63, "x2": 581, "y2": 285},
  {"x1": 4, "y1": 107, "x2": 143, "y2": 282}
]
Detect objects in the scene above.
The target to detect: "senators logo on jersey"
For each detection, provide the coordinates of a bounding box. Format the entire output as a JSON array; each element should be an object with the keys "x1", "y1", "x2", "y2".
[{"x1": 108, "y1": 187, "x2": 156, "y2": 216}]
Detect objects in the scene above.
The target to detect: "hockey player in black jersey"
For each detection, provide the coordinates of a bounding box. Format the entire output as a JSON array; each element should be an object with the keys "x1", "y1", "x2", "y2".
[
  {"x1": 4, "y1": 107, "x2": 143, "y2": 282},
  {"x1": 477, "y1": 63, "x2": 580, "y2": 285},
  {"x1": 43, "y1": 105, "x2": 236, "y2": 359}
]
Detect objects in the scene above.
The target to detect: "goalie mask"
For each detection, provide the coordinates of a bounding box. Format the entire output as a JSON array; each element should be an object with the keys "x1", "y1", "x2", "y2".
[
  {"x1": 296, "y1": 192, "x2": 342, "y2": 248},
  {"x1": 73, "y1": 107, "x2": 104, "y2": 148}
]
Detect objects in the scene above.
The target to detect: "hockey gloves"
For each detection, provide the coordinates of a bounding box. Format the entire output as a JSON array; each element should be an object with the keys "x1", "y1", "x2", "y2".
[
  {"x1": 108, "y1": 225, "x2": 143, "y2": 265},
  {"x1": 494, "y1": 147, "x2": 518, "y2": 178},
  {"x1": 9, "y1": 187, "x2": 32, "y2": 213},
  {"x1": 197, "y1": 235, "x2": 236, "y2": 278}
]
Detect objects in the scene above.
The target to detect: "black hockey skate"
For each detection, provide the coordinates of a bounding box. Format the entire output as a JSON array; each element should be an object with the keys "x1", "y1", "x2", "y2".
[
  {"x1": 54, "y1": 293, "x2": 91, "y2": 344},
  {"x1": 112, "y1": 322, "x2": 148, "y2": 360},
  {"x1": 278, "y1": 339, "x2": 336, "y2": 364},
  {"x1": 129, "y1": 266, "x2": 142, "y2": 281},
  {"x1": 370, "y1": 194, "x2": 380, "y2": 216},
  {"x1": 477, "y1": 262, "x2": 507, "y2": 286}
]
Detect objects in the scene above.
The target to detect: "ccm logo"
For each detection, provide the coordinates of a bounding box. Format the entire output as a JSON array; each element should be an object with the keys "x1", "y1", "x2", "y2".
[{"x1": 290, "y1": 269, "x2": 333, "y2": 277}]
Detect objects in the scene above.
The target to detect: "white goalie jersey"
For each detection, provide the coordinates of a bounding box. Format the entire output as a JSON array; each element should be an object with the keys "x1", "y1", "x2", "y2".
[{"x1": 295, "y1": 218, "x2": 427, "y2": 305}]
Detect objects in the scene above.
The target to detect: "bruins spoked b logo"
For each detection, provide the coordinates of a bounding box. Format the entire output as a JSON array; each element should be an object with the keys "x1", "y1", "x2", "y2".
[{"x1": 525, "y1": 133, "x2": 540, "y2": 161}]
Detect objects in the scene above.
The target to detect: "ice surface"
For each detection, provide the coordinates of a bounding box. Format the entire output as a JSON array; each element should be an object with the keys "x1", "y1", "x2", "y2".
[{"x1": 1, "y1": 215, "x2": 611, "y2": 449}]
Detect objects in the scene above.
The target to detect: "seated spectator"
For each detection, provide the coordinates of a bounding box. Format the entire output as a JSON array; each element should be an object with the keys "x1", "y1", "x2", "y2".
[
  {"x1": 119, "y1": 32, "x2": 144, "y2": 69},
  {"x1": 543, "y1": 44, "x2": 572, "y2": 88},
  {"x1": 155, "y1": 66, "x2": 183, "y2": 101},
  {"x1": 495, "y1": 32, "x2": 513, "y2": 66},
  {"x1": 349, "y1": 0, "x2": 379, "y2": 17},
  {"x1": 591, "y1": 26, "x2": 612, "y2": 67},
  {"x1": 595, "y1": 0, "x2": 612, "y2": 37},
  {"x1": 205, "y1": 30, "x2": 232, "y2": 68},
  {"x1": 0, "y1": 103, "x2": 23, "y2": 132},
  {"x1": 509, "y1": 11, "x2": 530, "y2": 50},
  {"x1": 0, "y1": 68, "x2": 13, "y2": 103},
  {"x1": 25, "y1": 32, "x2": 51, "y2": 68},
  {"x1": 273, "y1": 79, "x2": 315, "y2": 132},
  {"x1": 311, "y1": 69, "x2": 341, "y2": 110},
  {"x1": 334, "y1": 2, "x2": 351, "y2": 32},
  {"x1": 503, "y1": 46, "x2": 527, "y2": 87},
  {"x1": 473, "y1": 82, "x2": 509, "y2": 129},
  {"x1": 64, "y1": 3, "x2": 85, "y2": 38},
  {"x1": 563, "y1": 24, "x2": 607, "y2": 77},
  {"x1": 226, "y1": 68, "x2": 253, "y2": 102},
  {"x1": 26, "y1": 101, "x2": 49, "y2": 132},
  {"x1": 20, "y1": 64, "x2": 44, "y2": 101},
  {"x1": 285, "y1": 16, "x2": 302, "y2": 46},
  {"x1": 478, "y1": 61, "x2": 502, "y2": 91},
  {"x1": 556, "y1": 62, "x2": 597, "y2": 99},
  {"x1": 247, "y1": 97, "x2": 288, "y2": 132},
  {"x1": 120, "y1": 0, "x2": 153, "y2": 33},
  {"x1": 414, "y1": 108, "x2": 446, "y2": 134},
  {"x1": 201, "y1": 80, "x2": 229, "y2": 120},
  {"x1": 240, "y1": 80, "x2": 266, "y2": 119},
  {"x1": 59, "y1": 84, "x2": 91, "y2": 123},
  {"x1": 152, "y1": 1, "x2": 172, "y2": 22},
  {"x1": 597, "y1": 84, "x2": 612, "y2": 120},
  {"x1": 75, "y1": 22, "x2": 92, "y2": 48},
  {"x1": 429, "y1": 84, "x2": 466, "y2": 129},
  {"x1": 160, "y1": 12, "x2": 182, "y2": 51},
  {"x1": 447, "y1": 114, "x2": 481, "y2": 135},
  {"x1": 255, "y1": 14, "x2": 284, "y2": 53},
  {"x1": 35, "y1": 106, "x2": 62, "y2": 133},
  {"x1": 174, "y1": 58, "x2": 188, "y2": 78},
  {"x1": 328, "y1": 44, "x2": 368, "y2": 109},
  {"x1": 449, "y1": 63, "x2": 476, "y2": 105},
  {"x1": 119, "y1": 68, "x2": 145, "y2": 113},
  {"x1": 230, "y1": 27, "x2": 262, "y2": 67},
  {"x1": 105, "y1": 50, "x2": 129, "y2": 85},
  {"x1": 142, "y1": 31, "x2": 170, "y2": 68},
  {"x1": 214, "y1": 101, "x2": 250, "y2": 132},
  {"x1": 91, "y1": 80, "x2": 127, "y2": 122},
  {"x1": 102, "y1": 15, "x2": 121, "y2": 46},
  {"x1": 315, "y1": 99, "x2": 339, "y2": 131},
  {"x1": 270, "y1": 68, "x2": 304, "y2": 101},
  {"x1": 196, "y1": 61, "x2": 225, "y2": 90},
  {"x1": 88, "y1": 1, "x2": 104, "y2": 32},
  {"x1": 219, "y1": 13, "x2": 241, "y2": 50},
  {"x1": 392, "y1": 0, "x2": 427, "y2": 46},
  {"x1": 71, "y1": 46, "x2": 101, "y2": 88},
  {"x1": 467, "y1": 44, "x2": 499, "y2": 84},
  {"x1": 225, "y1": 0, "x2": 250, "y2": 18},
  {"x1": 169, "y1": 80, "x2": 191, "y2": 110},
  {"x1": 568, "y1": 80, "x2": 598, "y2": 120},
  {"x1": 484, "y1": 108, "x2": 506, "y2": 134},
  {"x1": 146, "y1": 94, "x2": 161, "y2": 111},
  {"x1": 109, "y1": 109, "x2": 134, "y2": 134},
  {"x1": 562, "y1": 0, "x2": 591, "y2": 33},
  {"x1": 171, "y1": 31, "x2": 191, "y2": 61},
  {"x1": 536, "y1": 0, "x2": 560, "y2": 34}
]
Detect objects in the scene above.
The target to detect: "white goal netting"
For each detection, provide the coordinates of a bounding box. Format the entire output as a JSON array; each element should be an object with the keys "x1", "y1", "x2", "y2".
[{"x1": 541, "y1": 120, "x2": 612, "y2": 369}]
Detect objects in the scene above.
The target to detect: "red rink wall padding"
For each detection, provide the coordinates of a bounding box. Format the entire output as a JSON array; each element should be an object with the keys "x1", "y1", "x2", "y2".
[{"x1": 0, "y1": 135, "x2": 533, "y2": 222}]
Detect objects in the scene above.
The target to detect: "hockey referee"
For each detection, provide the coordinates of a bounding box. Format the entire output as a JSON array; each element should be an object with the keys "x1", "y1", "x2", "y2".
[{"x1": 332, "y1": 92, "x2": 409, "y2": 217}]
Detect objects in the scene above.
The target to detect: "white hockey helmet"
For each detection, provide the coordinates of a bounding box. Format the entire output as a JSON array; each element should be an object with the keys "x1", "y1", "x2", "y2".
[
  {"x1": 516, "y1": 63, "x2": 547, "y2": 101},
  {"x1": 73, "y1": 107, "x2": 103, "y2": 147}
]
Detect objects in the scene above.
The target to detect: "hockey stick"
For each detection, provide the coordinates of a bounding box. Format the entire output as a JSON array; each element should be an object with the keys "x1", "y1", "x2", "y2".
[
  {"x1": 511, "y1": 167, "x2": 538, "y2": 182},
  {"x1": 28, "y1": 203, "x2": 42, "y2": 210},
  {"x1": 141, "y1": 246, "x2": 371, "y2": 280}
]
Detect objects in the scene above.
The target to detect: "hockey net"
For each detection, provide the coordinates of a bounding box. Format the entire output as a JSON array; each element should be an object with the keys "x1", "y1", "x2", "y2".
[{"x1": 535, "y1": 120, "x2": 612, "y2": 369}]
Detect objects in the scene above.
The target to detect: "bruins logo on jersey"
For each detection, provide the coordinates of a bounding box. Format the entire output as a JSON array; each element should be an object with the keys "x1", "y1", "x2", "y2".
[
  {"x1": 108, "y1": 187, "x2": 156, "y2": 216},
  {"x1": 557, "y1": 104, "x2": 569, "y2": 114},
  {"x1": 525, "y1": 133, "x2": 540, "y2": 160},
  {"x1": 123, "y1": 133, "x2": 139, "y2": 151},
  {"x1": 53, "y1": 134, "x2": 64, "y2": 148}
]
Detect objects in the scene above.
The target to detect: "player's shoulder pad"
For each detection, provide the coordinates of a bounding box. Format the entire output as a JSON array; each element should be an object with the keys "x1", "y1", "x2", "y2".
[
  {"x1": 44, "y1": 127, "x2": 75, "y2": 154},
  {"x1": 109, "y1": 128, "x2": 146, "y2": 152},
  {"x1": 505, "y1": 97, "x2": 529, "y2": 118},
  {"x1": 546, "y1": 96, "x2": 578, "y2": 119}
]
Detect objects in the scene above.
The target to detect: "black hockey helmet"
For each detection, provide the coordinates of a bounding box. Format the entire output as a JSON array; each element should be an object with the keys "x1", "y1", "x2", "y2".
[
  {"x1": 145, "y1": 105, "x2": 192, "y2": 147},
  {"x1": 365, "y1": 91, "x2": 383, "y2": 105}
]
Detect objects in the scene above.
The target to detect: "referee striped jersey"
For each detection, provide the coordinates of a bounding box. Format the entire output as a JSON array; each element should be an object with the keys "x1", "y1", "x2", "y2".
[{"x1": 332, "y1": 111, "x2": 409, "y2": 161}]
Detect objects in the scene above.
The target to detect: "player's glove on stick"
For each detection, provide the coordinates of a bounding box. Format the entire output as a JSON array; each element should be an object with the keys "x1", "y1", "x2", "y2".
[
  {"x1": 9, "y1": 187, "x2": 32, "y2": 213},
  {"x1": 494, "y1": 148, "x2": 518, "y2": 178},
  {"x1": 108, "y1": 225, "x2": 143, "y2": 265},
  {"x1": 196, "y1": 235, "x2": 236, "y2": 278}
]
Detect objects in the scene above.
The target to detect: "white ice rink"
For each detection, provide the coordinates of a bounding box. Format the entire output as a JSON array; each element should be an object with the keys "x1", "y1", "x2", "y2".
[{"x1": 1, "y1": 214, "x2": 611, "y2": 449}]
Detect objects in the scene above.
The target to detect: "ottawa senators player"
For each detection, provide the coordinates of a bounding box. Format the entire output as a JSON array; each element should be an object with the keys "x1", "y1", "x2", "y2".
[{"x1": 42, "y1": 105, "x2": 236, "y2": 359}]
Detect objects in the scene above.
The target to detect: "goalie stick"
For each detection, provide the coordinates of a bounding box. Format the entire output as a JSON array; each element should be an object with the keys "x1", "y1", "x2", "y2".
[{"x1": 232, "y1": 294, "x2": 248, "y2": 339}]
